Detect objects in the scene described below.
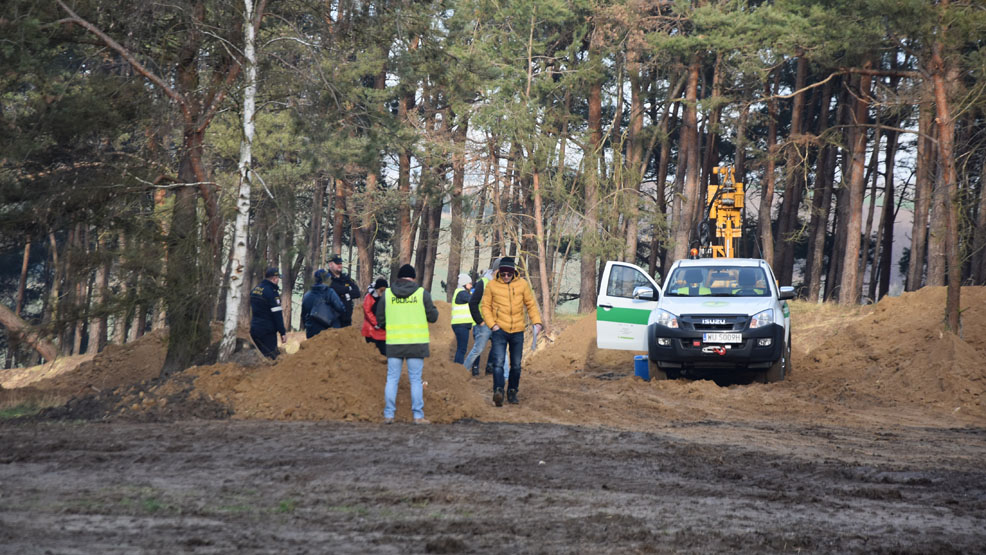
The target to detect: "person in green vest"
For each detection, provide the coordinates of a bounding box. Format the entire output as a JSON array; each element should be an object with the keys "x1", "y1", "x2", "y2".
[
  {"x1": 674, "y1": 268, "x2": 711, "y2": 296},
  {"x1": 451, "y1": 273, "x2": 474, "y2": 365},
  {"x1": 375, "y1": 263, "x2": 439, "y2": 424},
  {"x1": 732, "y1": 268, "x2": 765, "y2": 296}
]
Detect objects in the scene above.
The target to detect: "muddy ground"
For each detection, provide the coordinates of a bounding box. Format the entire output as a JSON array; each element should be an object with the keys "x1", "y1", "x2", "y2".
[
  {"x1": 2, "y1": 286, "x2": 985, "y2": 552},
  {"x1": 2, "y1": 420, "x2": 985, "y2": 554}
]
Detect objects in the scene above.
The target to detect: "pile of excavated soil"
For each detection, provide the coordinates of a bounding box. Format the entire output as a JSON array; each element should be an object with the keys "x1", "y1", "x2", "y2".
[
  {"x1": 6, "y1": 287, "x2": 986, "y2": 429},
  {"x1": 796, "y1": 287, "x2": 986, "y2": 418},
  {"x1": 0, "y1": 330, "x2": 169, "y2": 399}
]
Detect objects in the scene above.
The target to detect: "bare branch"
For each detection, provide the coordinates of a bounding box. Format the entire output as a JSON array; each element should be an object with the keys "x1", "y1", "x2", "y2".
[{"x1": 55, "y1": 0, "x2": 189, "y2": 121}]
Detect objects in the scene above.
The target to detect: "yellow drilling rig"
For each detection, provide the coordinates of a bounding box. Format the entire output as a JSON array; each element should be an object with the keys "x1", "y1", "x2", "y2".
[{"x1": 694, "y1": 166, "x2": 745, "y2": 259}]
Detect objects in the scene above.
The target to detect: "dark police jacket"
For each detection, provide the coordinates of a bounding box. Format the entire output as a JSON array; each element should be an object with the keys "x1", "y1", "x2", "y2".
[
  {"x1": 250, "y1": 278, "x2": 287, "y2": 336},
  {"x1": 328, "y1": 272, "x2": 361, "y2": 327}
]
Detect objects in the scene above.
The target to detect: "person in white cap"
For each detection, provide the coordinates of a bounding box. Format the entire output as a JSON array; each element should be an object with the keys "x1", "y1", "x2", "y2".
[{"x1": 450, "y1": 273, "x2": 474, "y2": 366}]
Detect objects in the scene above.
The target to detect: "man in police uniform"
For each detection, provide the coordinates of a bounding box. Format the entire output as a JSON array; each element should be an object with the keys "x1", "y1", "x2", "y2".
[
  {"x1": 374, "y1": 264, "x2": 438, "y2": 424},
  {"x1": 326, "y1": 253, "x2": 361, "y2": 327},
  {"x1": 250, "y1": 267, "x2": 287, "y2": 359}
]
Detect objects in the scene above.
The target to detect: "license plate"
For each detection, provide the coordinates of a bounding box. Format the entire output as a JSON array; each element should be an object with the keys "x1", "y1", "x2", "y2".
[{"x1": 703, "y1": 333, "x2": 741, "y2": 344}]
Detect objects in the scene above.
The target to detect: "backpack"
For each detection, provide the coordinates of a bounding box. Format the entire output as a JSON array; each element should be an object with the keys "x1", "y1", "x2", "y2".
[{"x1": 309, "y1": 290, "x2": 335, "y2": 327}]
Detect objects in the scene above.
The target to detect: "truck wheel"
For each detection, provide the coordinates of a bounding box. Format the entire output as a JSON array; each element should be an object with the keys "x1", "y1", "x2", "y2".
[
  {"x1": 763, "y1": 340, "x2": 789, "y2": 383},
  {"x1": 649, "y1": 360, "x2": 668, "y2": 380}
]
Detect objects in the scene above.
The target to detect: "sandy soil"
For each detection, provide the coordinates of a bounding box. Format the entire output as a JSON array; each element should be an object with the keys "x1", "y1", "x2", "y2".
[{"x1": 1, "y1": 286, "x2": 985, "y2": 552}]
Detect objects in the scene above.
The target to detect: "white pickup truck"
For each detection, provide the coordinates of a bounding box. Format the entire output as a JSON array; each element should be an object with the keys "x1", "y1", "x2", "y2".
[{"x1": 596, "y1": 258, "x2": 794, "y2": 383}]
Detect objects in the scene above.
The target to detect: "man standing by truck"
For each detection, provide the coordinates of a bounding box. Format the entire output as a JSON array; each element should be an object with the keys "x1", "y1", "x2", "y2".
[{"x1": 481, "y1": 257, "x2": 543, "y2": 407}]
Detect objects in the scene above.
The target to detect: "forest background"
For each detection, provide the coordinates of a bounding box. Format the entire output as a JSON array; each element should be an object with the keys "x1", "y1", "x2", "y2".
[{"x1": 1, "y1": 0, "x2": 984, "y2": 374}]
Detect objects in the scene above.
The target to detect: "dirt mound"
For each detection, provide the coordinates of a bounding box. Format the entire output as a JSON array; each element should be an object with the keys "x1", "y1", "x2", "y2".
[
  {"x1": 526, "y1": 312, "x2": 643, "y2": 377},
  {"x1": 2, "y1": 330, "x2": 169, "y2": 400},
  {"x1": 160, "y1": 301, "x2": 493, "y2": 423},
  {"x1": 797, "y1": 287, "x2": 986, "y2": 418}
]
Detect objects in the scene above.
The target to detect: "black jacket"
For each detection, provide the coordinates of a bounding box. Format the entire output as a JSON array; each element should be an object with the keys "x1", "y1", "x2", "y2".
[
  {"x1": 328, "y1": 272, "x2": 361, "y2": 327},
  {"x1": 250, "y1": 279, "x2": 286, "y2": 336},
  {"x1": 301, "y1": 283, "x2": 347, "y2": 334},
  {"x1": 468, "y1": 278, "x2": 486, "y2": 325},
  {"x1": 375, "y1": 278, "x2": 439, "y2": 358}
]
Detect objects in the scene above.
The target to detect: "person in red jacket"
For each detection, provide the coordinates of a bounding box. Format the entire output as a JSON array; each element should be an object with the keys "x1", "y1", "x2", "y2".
[{"x1": 361, "y1": 277, "x2": 388, "y2": 355}]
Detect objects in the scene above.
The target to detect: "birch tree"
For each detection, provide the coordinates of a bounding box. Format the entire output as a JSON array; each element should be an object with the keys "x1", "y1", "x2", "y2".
[{"x1": 220, "y1": 0, "x2": 261, "y2": 361}]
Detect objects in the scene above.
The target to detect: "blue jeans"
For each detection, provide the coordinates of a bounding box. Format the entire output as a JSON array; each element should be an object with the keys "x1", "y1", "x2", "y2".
[
  {"x1": 490, "y1": 329, "x2": 524, "y2": 392},
  {"x1": 452, "y1": 324, "x2": 472, "y2": 364},
  {"x1": 464, "y1": 324, "x2": 509, "y2": 376},
  {"x1": 384, "y1": 357, "x2": 424, "y2": 420}
]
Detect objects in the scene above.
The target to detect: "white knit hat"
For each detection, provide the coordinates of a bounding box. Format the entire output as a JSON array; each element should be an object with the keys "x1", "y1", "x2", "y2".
[{"x1": 457, "y1": 273, "x2": 471, "y2": 288}]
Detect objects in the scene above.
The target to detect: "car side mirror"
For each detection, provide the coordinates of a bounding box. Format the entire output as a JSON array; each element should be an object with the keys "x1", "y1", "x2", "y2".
[
  {"x1": 633, "y1": 286, "x2": 657, "y2": 301},
  {"x1": 778, "y1": 286, "x2": 795, "y2": 300}
]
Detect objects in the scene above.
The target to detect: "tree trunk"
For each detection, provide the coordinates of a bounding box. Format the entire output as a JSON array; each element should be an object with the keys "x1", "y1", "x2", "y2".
[
  {"x1": 838, "y1": 66, "x2": 873, "y2": 305},
  {"x1": 926, "y1": 169, "x2": 947, "y2": 286},
  {"x1": 859, "y1": 124, "x2": 883, "y2": 293},
  {"x1": 875, "y1": 128, "x2": 898, "y2": 300},
  {"x1": 804, "y1": 77, "x2": 837, "y2": 301},
  {"x1": 931, "y1": 34, "x2": 962, "y2": 332},
  {"x1": 0, "y1": 304, "x2": 58, "y2": 363},
  {"x1": 332, "y1": 178, "x2": 346, "y2": 257},
  {"x1": 220, "y1": 0, "x2": 259, "y2": 361},
  {"x1": 624, "y1": 55, "x2": 644, "y2": 264},
  {"x1": 672, "y1": 56, "x2": 702, "y2": 262},
  {"x1": 776, "y1": 55, "x2": 808, "y2": 285},
  {"x1": 533, "y1": 170, "x2": 552, "y2": 329},
  {"x1": 87, "y1": 234, "x2": 109, "y2": 354},
  {"x1": 907, "y1": 95, "x2": 934, "y2": 291},
  {"x1": 972, "y1": 154, "x2": 986, "y2": 284},
  {"x1": 15, "y1": 237, "x2": 30, "y2": 316},
  {"x1": 578, "y1": 44, "x2": 602, "y2": 313},
  {"x1": 758, "y1": 71, "x2": 779, "y2": 267},
  {"x1": 445, "y1": 118, "x2": 468, "y2": 302},
  {"x1": 354, "y1": 172, "x2": 377, "y2": 291}
]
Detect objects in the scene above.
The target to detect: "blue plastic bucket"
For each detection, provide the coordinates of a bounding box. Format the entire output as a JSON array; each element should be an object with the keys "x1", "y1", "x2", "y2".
[{"x1": 633, "y1": 355, "x2": 650, "y2": 381}]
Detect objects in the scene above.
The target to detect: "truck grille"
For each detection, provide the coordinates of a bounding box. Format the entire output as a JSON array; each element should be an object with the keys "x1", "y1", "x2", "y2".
[{"x1": 680, "y1": 315, "x2": 747, "y2": 331}]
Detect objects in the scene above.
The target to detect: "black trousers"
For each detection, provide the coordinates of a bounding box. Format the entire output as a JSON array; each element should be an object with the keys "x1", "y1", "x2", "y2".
[{"x1": 251, "y1": 330, "x2": 279, "y2": 359}]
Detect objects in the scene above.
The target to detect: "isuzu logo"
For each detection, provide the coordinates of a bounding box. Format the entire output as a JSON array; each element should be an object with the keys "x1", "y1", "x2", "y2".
[{"x1": 702, "y1": 318, "x2": 727, "y2": 325}]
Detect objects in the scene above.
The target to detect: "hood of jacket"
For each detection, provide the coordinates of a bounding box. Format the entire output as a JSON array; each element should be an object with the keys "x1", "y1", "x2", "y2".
[{"x1": 389, "y1": 278, "x2": 421, "y2": 298}]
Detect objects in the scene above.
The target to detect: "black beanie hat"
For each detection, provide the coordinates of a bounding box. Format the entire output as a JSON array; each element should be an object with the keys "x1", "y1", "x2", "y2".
[
  {"x1": 373, "y1": 277, "x2": 388, "y2": 289},
  {"x1": 314, "y1": 268, "x2": 328, "y2": 283},
  {"x1": 397, "y1": 264, "x2": 416, "y2": 279},
  {"x1": 498, "y1": 257, "x2": 516, "y2": 271}
]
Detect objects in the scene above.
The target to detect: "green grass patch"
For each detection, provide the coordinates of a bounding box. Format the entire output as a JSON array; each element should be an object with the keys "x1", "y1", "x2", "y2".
[{"x1": 0, "y1": 402, "x2": 43, "y2": 419}]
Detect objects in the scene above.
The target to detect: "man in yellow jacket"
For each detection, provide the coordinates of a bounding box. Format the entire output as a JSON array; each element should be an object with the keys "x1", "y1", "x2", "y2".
[{"x1": 480, "y1": 257, "x2": 543, "y2": 406}]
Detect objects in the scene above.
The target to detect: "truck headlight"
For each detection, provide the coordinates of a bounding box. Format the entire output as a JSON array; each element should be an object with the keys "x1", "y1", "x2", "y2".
[
  {"x1": 656, "y1": 309, "x2": 679, "y2": 329},
  {"x1": 749, "y1": 309, "x2": 774, "y2": 329}
]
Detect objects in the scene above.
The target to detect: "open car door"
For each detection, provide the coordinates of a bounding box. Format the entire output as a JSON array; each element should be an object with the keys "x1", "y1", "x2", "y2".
[{"x1": 596, "y1": 261, "x2": 660, "y2": 350}]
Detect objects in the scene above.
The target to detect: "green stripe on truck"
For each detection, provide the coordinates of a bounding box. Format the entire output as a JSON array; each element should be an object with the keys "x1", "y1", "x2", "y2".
[{"x1": 596, "y1": 306, "x2": 651, "y2": 325}]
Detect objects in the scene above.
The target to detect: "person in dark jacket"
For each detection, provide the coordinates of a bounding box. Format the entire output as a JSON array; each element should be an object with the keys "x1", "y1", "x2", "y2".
[
  {"x1": 375, "y1": 264, "x2": 439, "y2": 424},
  {"x1": 326, "y1": 253, "x2": 360, "y2": 327},
  {"x1": 300, "y1": 269, "x2": 347, "y2": 338},
  {"x1": 250, "y1": 267, "x2": 287, "y2": 359},
  {"x1": 361, "y1": 277, "x2": 388, "y2": 355}
]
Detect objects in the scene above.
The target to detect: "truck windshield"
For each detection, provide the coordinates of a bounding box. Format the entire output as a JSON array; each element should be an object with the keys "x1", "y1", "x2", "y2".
[{"x1": 664, "y1": 266, "x2": 770, "y2": 297}]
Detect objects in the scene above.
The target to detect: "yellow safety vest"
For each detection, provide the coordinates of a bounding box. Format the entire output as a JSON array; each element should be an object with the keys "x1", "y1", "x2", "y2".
[
  {"x1": 451, "y1": 287, "x2": 472, "y2": 325},
  {"x1": 675, "y1": 286, "x2": 711, "y2": 295},
  {"x1": 384, "y1": 288, "x2": 429, "y2": 345}
]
